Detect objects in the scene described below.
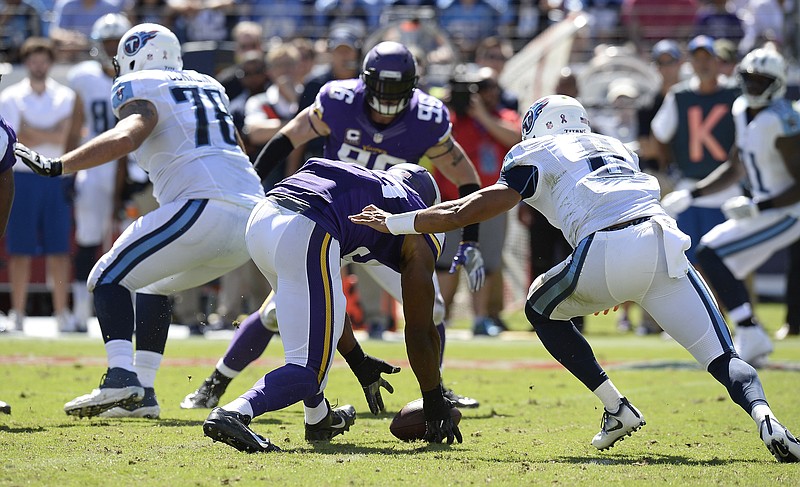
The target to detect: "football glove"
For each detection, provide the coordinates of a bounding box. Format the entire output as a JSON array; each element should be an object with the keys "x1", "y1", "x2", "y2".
[
  {"x1": 722, "y1": 196, "x2": 759, "y2": 220},
  {"x1": 660, "y1": 189, "x2": 693, "y2": 218},
  {"x1": 14, "y1": 143, "x2": 63, "y2": 177},
  {"x1": 422, "y1": 386, "x2": 463, "y2": 444},
  {"x1": 348, "y1": 353, "x2": 400, "y2": 415},
  {"x1": 450, "y1": 241, "x2": 485, "y2": 292}
]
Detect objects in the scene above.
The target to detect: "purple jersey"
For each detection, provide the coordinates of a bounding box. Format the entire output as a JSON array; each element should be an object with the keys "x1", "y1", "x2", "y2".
[
  {"x1": 313, "y1": 79, "x2": 452, "y2": 170},
  {"x1": 0, "y1": 116, "x2": 17, "y2": 173},
  {"x1": 268, "y1": 158, "x2": 443, "y2": 272}
]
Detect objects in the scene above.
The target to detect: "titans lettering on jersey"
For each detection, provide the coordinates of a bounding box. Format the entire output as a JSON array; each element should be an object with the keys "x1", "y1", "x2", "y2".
[
  {"x1": 109, "y1": 69, "x2": 264, "y2": 207},
  {"x1": 268, "y1": 158, "x2": 443, "y2": 271},
  {"x1": 498, "y1": 134, "x2": 667, "y2": 247},
  {"x1": 733, "y1": 97, "x2": 800, "y2": 202},
  {"x1": 314, "y1": 79, "x2": 451, "y2": 170}
]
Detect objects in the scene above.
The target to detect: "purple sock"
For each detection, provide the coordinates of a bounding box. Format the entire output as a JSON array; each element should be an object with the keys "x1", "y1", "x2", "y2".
[
  {"x1": 436, "y1": 322, "x2": 446, "y2": 368},
  {"x1": 242, "y1": 364, "x2": 320, "y2": 417},
  {"x1": 221, "y1": 311, "x2": 275, "y2": 373}
]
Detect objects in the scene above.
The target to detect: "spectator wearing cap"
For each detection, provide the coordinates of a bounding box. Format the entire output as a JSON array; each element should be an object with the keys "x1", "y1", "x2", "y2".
[{"x1": 651, "y1": 34, "x2": 741, "y2": 264}]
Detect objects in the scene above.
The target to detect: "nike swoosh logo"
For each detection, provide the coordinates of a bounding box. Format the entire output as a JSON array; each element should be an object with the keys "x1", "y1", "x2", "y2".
[
  {"x1": 331, "y1": 416, "x2": 346, "y2": 428},
  {"x1": 605, "y1": 417, "x2": 623, "y2": 433}
]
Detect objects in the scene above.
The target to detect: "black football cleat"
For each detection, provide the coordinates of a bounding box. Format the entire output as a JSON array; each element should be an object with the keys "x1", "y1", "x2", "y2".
[
  {"x1": 181, "y1": 370, "x2": 232, "y2": 409},
  {"x1": 443, "y1": 387, "x2": 480, "y2": 409},
  {"x1": 305, "y1": 400, "x2": 356, "y2": 442},
  {"x1": 204, "y1": 407, "x2": 281, "y2": 453}
]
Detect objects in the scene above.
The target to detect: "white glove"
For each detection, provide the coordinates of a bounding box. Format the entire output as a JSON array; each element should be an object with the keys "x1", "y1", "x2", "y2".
[
  {"x1": 660, "y1": 189, "x2": 693, "y2": 218},
  {"x1": 449, "y1": 242, "x2": 486, "y2": 292},
  {"x1": 722, "y1": 196, "x2": 759, "y2": 220},
  {"x1": 14, "y1": 143, "x2": 63, "y2": 177}
]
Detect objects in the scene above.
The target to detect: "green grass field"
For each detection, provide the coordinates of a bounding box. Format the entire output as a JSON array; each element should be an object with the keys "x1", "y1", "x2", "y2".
[{"x1": 1, "y1": 303, "x2": 799, "y2": 486}]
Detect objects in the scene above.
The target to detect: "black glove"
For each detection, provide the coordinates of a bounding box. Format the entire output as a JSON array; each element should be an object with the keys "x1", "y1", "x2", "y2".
[
  {"x1": 344, "y1": 345, "x2": 401, "y2": 415},
  {"x1": 422, "y1": 386, "x2": 463, "y2": 444},
  {"x1": 14, "y1": 143, "x2": 63, "y2": 177}
]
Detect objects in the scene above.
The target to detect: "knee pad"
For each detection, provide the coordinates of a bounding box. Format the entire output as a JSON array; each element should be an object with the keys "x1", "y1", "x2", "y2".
[{"x1": 258, "y1": 293, "x2": 279, "y2": 333}]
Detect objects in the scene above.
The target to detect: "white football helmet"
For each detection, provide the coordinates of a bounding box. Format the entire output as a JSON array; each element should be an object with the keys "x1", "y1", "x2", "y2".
[
  {"x1": 114, "y1": 23, "x2": 182, "y2": 77},
  {"x1": 521, "y1": 95, "x2": 590, "y2": 140},
  {"x1": 90, "y1": 13, "x2": 131, "y2": 65},
  {"x1": 736, "y1": 48, "x2": 786, "y2": 108}
]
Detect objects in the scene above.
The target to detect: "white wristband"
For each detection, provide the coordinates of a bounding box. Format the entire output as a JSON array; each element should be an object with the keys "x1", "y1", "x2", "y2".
[{"x1": 385, "y1": 211, "x2": 420, "y2": 235}]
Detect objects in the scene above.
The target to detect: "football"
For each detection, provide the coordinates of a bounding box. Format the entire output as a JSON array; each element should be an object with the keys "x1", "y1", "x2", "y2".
[{"x1": 389, "y1": 398, "x2": 462, "y2": 441}]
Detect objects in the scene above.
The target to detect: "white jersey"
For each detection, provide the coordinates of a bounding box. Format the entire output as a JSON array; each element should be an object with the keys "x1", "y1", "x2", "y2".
[
  {"x1": 111, "y1": 69, "x2": 264, "y2": 207},
  {"x1": 500, "y1": 132, "x2": 668, "y2": 247},
  {"x1": 733, "y1": 96, "x2": 800, "y2": 204},
  {"x1": 68, "y1": 60, "x2": 116, "y2": 141}
]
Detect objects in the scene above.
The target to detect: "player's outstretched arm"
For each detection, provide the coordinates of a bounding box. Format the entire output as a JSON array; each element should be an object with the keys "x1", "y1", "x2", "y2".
[{"x1": 349, "y1": 184, "x2": 521, "y2": 235}]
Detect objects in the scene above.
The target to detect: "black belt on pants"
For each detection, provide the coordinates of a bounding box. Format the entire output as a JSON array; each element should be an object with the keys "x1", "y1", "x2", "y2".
[
  {"x1": 599, "y1": 216, "x2": 652, "y2": 232},
  {"x1": 267, "y1": 193, "x2": 312, "y2": 214}
]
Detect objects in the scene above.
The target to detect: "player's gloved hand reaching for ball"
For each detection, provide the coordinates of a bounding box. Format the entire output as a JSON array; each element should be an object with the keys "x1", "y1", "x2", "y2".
[
  {"x1": 14, "y1": 143, "x2": 63, "y2": 177},
  {"x1": 422, "y1": 385, "x2": 463, "y2": 444},
  {"x1": 344, "y1": 344, "x2": 401, "y2": 415},
  {"x1": 450, "y1": 241, "x2": 485, "y2": 292}
]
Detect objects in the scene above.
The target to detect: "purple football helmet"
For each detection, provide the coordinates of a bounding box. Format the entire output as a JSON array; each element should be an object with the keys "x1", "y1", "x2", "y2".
[
  {"x1": 361, "y1": 41, "x2": 418, "y2": 116},
  {"x1": 386, "y1": 163, "x2": 441, "y2": 207}
]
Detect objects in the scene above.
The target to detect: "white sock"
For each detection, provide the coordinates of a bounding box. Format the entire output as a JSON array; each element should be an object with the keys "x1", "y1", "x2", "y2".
[
  {"x1": 106, "y1": 340, "x2": 135, "y2": 372},
  {"x1": 134, "y1": 350, "x2": 162, "y2": 388},
  {"x1": 216, "y1": 359, "x2": 240, "y2": 379},
  {"x1": 593, "y1": 380, "x2": 624, "y2": 411},
  {"x1": 729, "y1": 303, "x2": 753, "y2": 325},
  {"x1": 304, "y1": 399, "x2": 329, "y2": 425},
  {"x1": 751, "y1": 404, "x2": 775, "y2": 426},
  {"x1": 222, "y1": 397, "x2": 254, "y2": 419}
]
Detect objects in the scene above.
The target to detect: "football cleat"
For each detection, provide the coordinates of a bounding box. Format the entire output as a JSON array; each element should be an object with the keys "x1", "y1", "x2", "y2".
[
  {"x1": 0, "y1": 400, "x2": 10, "y2": 414},
  {"x1": 443, "y1": 386, "x2": 480, "y2": 409},
  {"x1": 305, "y1": 400, "x2": 356, "y2": 442},
  {"x1": 760, "y1": 415, "x2": 800, "y2": 462},
  {"x1": 180, "y1": 370, "x2": 232, "y2": 409},
  {"x1": 203, "y1": 407, "x2": 281, "y2": 453},
  {"x1": 733, "y1": 325, "x2": 773, "y2": 366},
  {"x1": 64, "y1": 368, "x2": 145, "y2": 418},
  {"x1": 592, "y1": 397, "x2": 646, "y2": 450},
  {"x1": 99, "y1": 387, "x2": 160, "y2": 419}
]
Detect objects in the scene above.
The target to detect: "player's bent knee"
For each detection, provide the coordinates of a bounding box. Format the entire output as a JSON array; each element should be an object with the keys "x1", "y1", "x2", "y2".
[{"x1": 525, "y1": 301, "x2": 549, "y2": 328}]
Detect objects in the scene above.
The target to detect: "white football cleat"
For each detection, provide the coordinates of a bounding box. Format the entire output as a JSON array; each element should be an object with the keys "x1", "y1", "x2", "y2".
[
  {"x1": 64, "y1": 368, "x2": 145, "y2": 418},
  {"x1": 760, "y1": 416, "x2": 800, "y2": 462},
  {"x1": 592, "y1": 397, "x2": 646, "y2": 450},
  {"x1": 100, "y1": 387, "x2": 160, "y2": 419}
]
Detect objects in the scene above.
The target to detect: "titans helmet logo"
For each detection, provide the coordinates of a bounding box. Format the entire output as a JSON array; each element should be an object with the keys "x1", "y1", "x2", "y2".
[
  {"x1": 123, "y1": 31, "x2": 159, "y2": 56},
  {"x1": 522, "y1": 98, "x2": 549, "y2": 136}
]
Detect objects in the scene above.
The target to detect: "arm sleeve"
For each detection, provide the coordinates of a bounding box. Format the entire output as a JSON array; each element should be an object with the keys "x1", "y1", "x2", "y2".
[{"x1": 252, "y1": 132, "x2": 295, "y2": 180}]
